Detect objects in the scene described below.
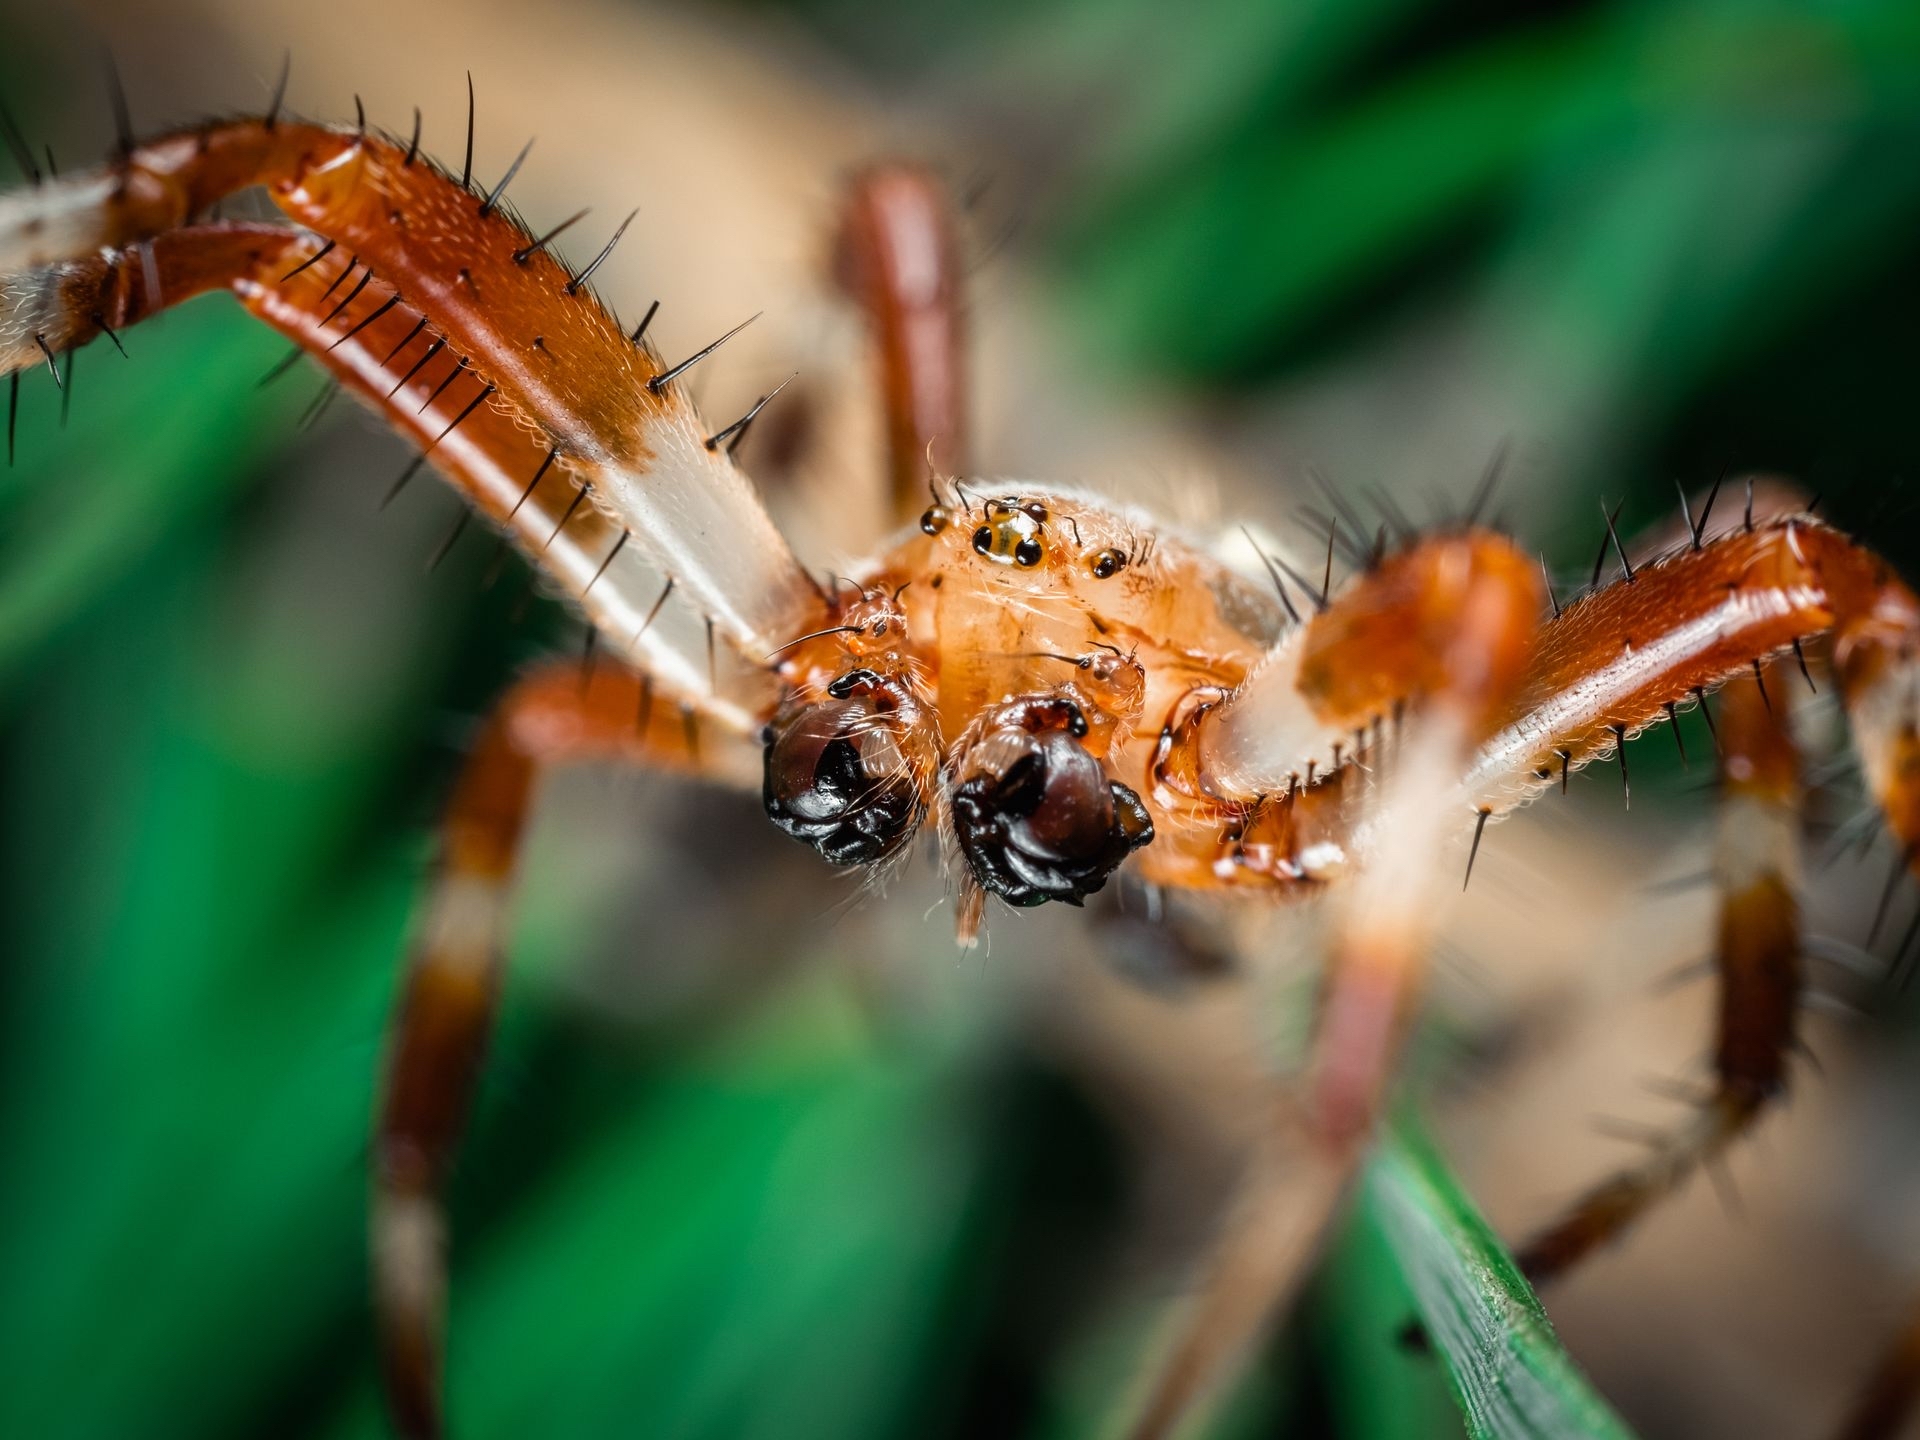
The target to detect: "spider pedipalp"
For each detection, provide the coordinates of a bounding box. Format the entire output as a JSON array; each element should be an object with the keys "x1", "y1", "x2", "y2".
[{"x1": 949, "y1": 695, "x2": 1154, "y2": 907}]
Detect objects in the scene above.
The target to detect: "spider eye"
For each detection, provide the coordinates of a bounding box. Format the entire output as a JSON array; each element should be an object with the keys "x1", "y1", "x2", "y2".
[
  {"x1": 1090, "y1": 548, "x2": 1125, "y2": 579},
  {"x1": 950, "y1": 729, "x2": 1154, "y2": 908},
  {"x1": 762, "y1": 697, "x2": 922, "y2": 866},
  {"x1": 920, "y1": 505, "x2": 949, "y2": 536},
  {"x1": 970, "y1": 499, "x2": 1048, "y2": 567}
]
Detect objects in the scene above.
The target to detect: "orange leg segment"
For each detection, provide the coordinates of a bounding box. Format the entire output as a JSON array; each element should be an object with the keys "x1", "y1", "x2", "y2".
[
  {"x1": 1465, "y1": 516, "x2": 1920, "y2": 833},
  {"x1": 1129, "y1": 530, "x2": 1544, "y2": 1440},
  {"x1": 1517, "y1": 669, "x2": 1802, "y2": 1281},
  {"x1": 35, "y1": 217, "x2": 771, "y2": 716},
  {"x1": 373, "y1": 662, "x2": 754, "y2": 1439},
  {"x1": 3, "y1": 115, "x2": 823, "y2": 657},
  {"x1": 832, "y1": 163, "x2": 969, "y2": 525}
]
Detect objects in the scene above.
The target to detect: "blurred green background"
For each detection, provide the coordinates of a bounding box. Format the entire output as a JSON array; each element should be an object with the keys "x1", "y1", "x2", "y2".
[{"x1": 3, "y1": 0, "x2": 1920, "y2": 1437}]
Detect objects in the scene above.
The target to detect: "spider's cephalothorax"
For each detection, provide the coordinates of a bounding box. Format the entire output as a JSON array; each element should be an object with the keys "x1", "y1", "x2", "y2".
[
  {"x1": 763, "y1": 492, "x2": 1174, "y2": 907},
  {"x1": 12, "y1": 95, "x2": 1920, "y2": 1440},
  {"x1": 760, "y1": 485, "x2": 1278, "y2": 924}
]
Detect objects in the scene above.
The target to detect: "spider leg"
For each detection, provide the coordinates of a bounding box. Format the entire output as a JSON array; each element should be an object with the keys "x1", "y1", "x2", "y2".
[
  {"x1": 1136, "y1": 511, "x2": 1920, "y2": 1435},
  {"x1": 1517, "y1": 669, "x2": 1802, "y2": 1281},
  {"x1": 1132, "y1": 529, "x2": 1545, "y2": 1440},
  {"x1": 1279, "y1": 512, "x2": 1920, "y2": 1425},
  {"x1": 2, "y1": 118, "x2": 827, "y2": 659},
  {"x1": 3, "y1": 151, "x2": 813, "y2": 1433},
  {"x1": 374, "y1": 660, "x2": 758, "y2": 1439},
  {"x1": 831, "y1": 163, "x2": 969, "y2": 524},
  {"x1": 7, "y1": 221, "x2": 772, "y2": 719}
]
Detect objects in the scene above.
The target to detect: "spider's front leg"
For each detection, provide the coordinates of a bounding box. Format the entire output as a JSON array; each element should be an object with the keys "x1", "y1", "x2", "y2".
[
  {"x1": 2, "y1": 114, "x2": 826, "y2": 660},
  {"x1": 1341, "y1": 509, "x2": 1920, "y2": 1439},
  {"x1": 373, "y1": 661, "x2": 759, "y2": 1439},
  {"x1": 1128, "y1": 506, "x2": 1920, "y2": 1437},
  {"x1": 0, "y1": 114, "x2": 868, "y2": 1438}
]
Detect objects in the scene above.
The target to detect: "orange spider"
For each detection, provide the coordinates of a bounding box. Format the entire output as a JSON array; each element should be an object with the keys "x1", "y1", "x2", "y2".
[{"x1": 4, "y1": 73, "x2": 1918, "y2": 1440}]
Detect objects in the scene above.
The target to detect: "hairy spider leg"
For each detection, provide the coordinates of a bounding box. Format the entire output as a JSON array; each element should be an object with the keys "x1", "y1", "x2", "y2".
[
  {"x1": 0, "y1": 127, "x2": 1002, "y2": 1437},
  {"x1": 22, "y1": 220, "x2": 768, "y2": 719},
  {"x1": 1131, "y1": 529, "x2": 1545, "y2": 1440},
  {"x1": 375, "y1": 662, "x2": 759, "y2": 1439},
  {"x1": 0, "y1": 115, "x2": 825, "y2": 661},
  {"x1": 375, "y1": 156, "x2": 983, "y2": 1433},
  {"x1": 1457, "y1": 515, "x2": 1920, "y2": 1438},
  {"x1": 1517, "y1": 670, "x2": 1802, "y2": 1281},
  {"x1": 0, "y1": 112, "x2": 850, "y2": 1440},
  {"x1": 1137, "y1": 511, "x2": 1920, "y2": 1439},
  {"x1": 831, "y1": 162, "x2": 968, "y2": 526},
  {"x1": 1439, "y1": 511, "x2": 1920, "y2": 1333}
]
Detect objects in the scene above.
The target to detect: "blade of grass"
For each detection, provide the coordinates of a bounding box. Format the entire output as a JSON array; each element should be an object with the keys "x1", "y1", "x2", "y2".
[
  {"x1": 1311, "y1": 1179, "x2": 1465, "y2": 1440},
  {"x1": 1359, "y1": 1124, "x2": 1636, "y2": 1440}
]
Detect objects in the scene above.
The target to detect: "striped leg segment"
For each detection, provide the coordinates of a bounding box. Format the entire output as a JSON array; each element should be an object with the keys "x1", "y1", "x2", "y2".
[
  {"x1": 1517, "y1": 670, "x2": 1802, "y2": 1281},
  {"x1": 1130, "y1": 530, "x2": 1546, "y2": 1440},
  {"x1": 1137, "y1": 513, "x2": 1920, "y2": 1438},
  {"x1": 1, "y1": 114, "x2": 826, "y2": 661},
  {"x1": 831, "y1": 163, "x2": 968, "y2": 526},
  {"x1": 14, "y1": 220, "x2": 768, "y2": 714},
  {"x1": 374, "y1": 663, "x2": 756, "y2": 1439}
]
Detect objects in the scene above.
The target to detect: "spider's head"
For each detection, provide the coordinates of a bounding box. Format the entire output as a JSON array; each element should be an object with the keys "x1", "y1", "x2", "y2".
[
  {"x1": 761, "y1": 667, "x2": 934, "y2": 867},
  {"x1": 949, "y1": 695, "x2": 1154, "y2": 908}
]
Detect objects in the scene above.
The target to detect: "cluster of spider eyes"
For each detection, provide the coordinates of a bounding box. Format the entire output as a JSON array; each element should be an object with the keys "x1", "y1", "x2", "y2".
[{"x1": 918, "y1": 495, "x2": 1129, "y2": 579}]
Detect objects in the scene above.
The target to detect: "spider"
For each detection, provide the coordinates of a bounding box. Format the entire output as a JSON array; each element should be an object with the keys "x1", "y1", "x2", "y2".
[{"x1": 5, "y1": 70, "x2": 1920, "y2": 1440}]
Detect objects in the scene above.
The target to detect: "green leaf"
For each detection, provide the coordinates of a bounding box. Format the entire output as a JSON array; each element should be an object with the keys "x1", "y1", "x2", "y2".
[
  {"x1": 1311, "y1": 1182, "x2": 1464, "y2": 1440},
  {"x1": 1356, "y1": 1126, "x2": 1637, "y2": 1440}
]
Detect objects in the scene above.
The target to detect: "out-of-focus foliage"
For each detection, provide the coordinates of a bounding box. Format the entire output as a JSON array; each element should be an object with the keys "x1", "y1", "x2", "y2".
[{"x1": 1, "y1": 0, "x2": 1917, "y2": 1437}]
